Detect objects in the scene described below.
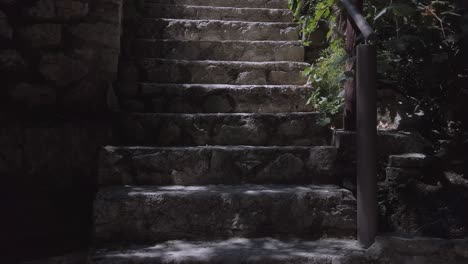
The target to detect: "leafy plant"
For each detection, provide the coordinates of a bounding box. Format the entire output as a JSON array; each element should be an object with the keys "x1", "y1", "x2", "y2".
[
  {"x1": 306, "y1": 41, "x2": 346, "y2": 125},
  {"x1": 289, "y1": 0, "x2": 346, "y2": 123},
  {"x1": 369, "y1": 0, "x2": 465, "y2": 139},
  {"x1": 290, "y1": 0, "x2": 466, "y2": 139},
  {"x1": 289, "y1": 0, "x2": 340, "y2": 45}
]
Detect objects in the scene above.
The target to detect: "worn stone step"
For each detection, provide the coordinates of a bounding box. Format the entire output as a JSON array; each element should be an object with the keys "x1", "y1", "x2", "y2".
[
  {"x1": 110, "y1": 112, "x2": 329, "y2": 146},
  {"x1": 142, "y1": 4, "x2": 294, "y2": 22},
  {"x1": 118, "y1": 84, "x2": 314, "y2": 113},
  {"x1": 99, "y1": 146, "x2": 337, "y2": 186},
  {"x1": 93, "y1": 185, "x2": 357, "y2": 243},
  {"x1": 91, "y1": 238, "x2": 365, "y2": 264},
  {"x1": 137, "y1": 59, "x2": 309, "y2": 85},
  {"x1": 145, "y1": 0, "x2": 289, "y2": 9},
  {"x1": 139, "y1": 84, "x2": 314, "y2": 113},
  {"x1": 124, "y1": 40, "x2": 304, "y2": 62},
  {"x1": 125, "y1": 19, "x2": 299, "y2": 41}
]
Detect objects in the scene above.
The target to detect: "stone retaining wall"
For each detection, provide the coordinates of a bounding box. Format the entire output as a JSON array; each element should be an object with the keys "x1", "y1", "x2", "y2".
[
  {"x1": 0, "y1": 0, "x2": 122, "y2": 262},
  {"x1": 0, "y1": 0, "x2": 122, "y2": 112}
]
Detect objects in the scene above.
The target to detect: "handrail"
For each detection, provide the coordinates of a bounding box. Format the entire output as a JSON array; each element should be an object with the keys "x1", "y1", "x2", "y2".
[
  {"x1": 340, "y1": 0, "x2": 378, "y2": 249},
  {"x1": 340, "y1": 0, "x2": 374, "y2": 40}
]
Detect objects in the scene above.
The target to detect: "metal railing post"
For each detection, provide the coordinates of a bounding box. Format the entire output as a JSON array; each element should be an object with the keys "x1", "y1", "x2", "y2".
[{"x1": 356, "y1": 44, "x2": 377, "y2": 248}]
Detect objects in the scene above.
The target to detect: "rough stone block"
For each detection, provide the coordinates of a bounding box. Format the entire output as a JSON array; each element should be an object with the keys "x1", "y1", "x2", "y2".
[
  {"x1": 128, "y1": 19, "x2": 299, "y2": 41},
  {"x1": 59, "y1": 80, "x2": 104, "y2": 112},
  {"x1": 93, "y1": 185, "x2": 357, "y2": 243},
  {"x1": 140, "y1": 84, "x2": 314, "y2": 113},
  {"x1": 146, "y1": 0, "x2": 289, "y2": 9},
  {"x1": 116, "y1": 62, "x2": 139, "y2": 96},
  {"x1": 367, "y1": 236, "x2": 468, "y2": 264},
  {"x1": 110, "y1": 112, "x2": 330, "y2": 146},
  {"x1": 0, "y1": 49, "x2": 29, "y2": 77},
  {"x1": 236, "y1": 70, "x2": 267, "y2": 85},
  {"x1": 120, "y1": 99, "x2": 145, "y2": 112},
  {"x1": 39, "y1": 53, "x2": 88, "y2": 86},
  {"x1": 0, "y1": 0, "x2": 17, "y2": 4},
  {"x1": 332, "y1": 129, "x2": 429, "y2": 161},
  {"x1": 94, "y1": 48, "x2": 120, "y2": 77},
  {"x1": 68, "y1": 22, "x2": 120, "y2": 49},
  {"x1": 26, "y1": 0, "x2": 89, "y2": 20},
  {"x1": 18, "y1": 24, "x2": 62, "y2": 47},
  {"x1": 388, "y1": 153, "x2": 428, "y2": 168},
  {"x1": 89, "y1": 0, "x2": 123, "y2": 24},
  {"x1": 56, "y1": 0, "x2": 89, "y2": 19},
  {"x1": 9, "y1": 83, "x2": 56, "y2": 107},
  {"x1": 129, "y1": 39, "x2": 304, "y2": 62},
  {"x1": 70, "y1": 45, "x2": 119, "y2": 79},
  {"x1": 98, "y1": 146, "x2": 337, "y2": 185},
  {"x1": 25, "y1": 0, "x2": 56, "y2": 19},
  {"x1": 0, "y1": 11, "x2": 13, "y2": 40},
  {"x1": 138, "y1": 59, "x2": 308, "y2": 85},
  {"x1": 268, "y1": 70, "x2": 304, "y2": 85},
  {"x1": 117, "y1": 83, "x2": 139, "y2": 97},
  {"x1": 385, "y1": 167, "x2": 423, "y2": 182},
  {"x1": 142, "y1": 4, "x2": 294, "y2": 22}
]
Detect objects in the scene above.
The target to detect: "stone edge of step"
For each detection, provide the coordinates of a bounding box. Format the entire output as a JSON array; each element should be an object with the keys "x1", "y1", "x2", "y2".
[
  {"x1": 143, "y1": 4, "x2": 293, "y2": 12},
  {"x1": 114, "y1": 111, "x2": 322, "y2": 117},
  {"x1": 131, "y1": 17, "x2": 299, "y2": 26},
  {"x1": 91, "y1": 238, "x2": 365, "y2": 263},
  {"x1": 102, "y1": 145, "x2": 337, "y2": 152},
  {"x1": 137, "y1": 58, "x2": 310, "y2": 67},
  {"x1": 144, "y1": 0, "x2": 289, "y2": 9},
  {"x1": 97, "y1": 184, "x2": 349, "y2": 193},
  {"x1": 132, "y1": 39, "x2": 303, "y2": 45},
  {"x1": 140, "y1": 83, "x2": 313, "y2": 92}
]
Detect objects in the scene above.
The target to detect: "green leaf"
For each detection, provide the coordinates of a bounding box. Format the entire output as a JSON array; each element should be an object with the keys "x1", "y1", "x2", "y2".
[
  {"x1": 374, "y1": 7, "x2": 390, "y2": 21},
  {"x1": 318, "y1": 117, "x2": 332, "y2": 126}
]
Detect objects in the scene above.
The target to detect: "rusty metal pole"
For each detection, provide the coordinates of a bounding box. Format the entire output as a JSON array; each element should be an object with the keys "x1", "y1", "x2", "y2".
[{"x1": 356, "y1": 44, "x2": 377, "y2": 248}]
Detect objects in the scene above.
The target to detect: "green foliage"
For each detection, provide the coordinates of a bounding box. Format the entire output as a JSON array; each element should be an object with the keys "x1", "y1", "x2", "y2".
[
  {"x1": 305, "y1": 41, "x2": 346, "y2": 125},
  {"x1": 288, "y1": 0, "x2": 338, "y2": 45},
  {"x1": 290, "y1": 0, "x2": 466, "y2": 138},
  {"x1": 289, "y1": 0, "x2": 345, "y2": 122},
  {"x1": 370, "y1": 0, "x2": 465, "y2": 139}
]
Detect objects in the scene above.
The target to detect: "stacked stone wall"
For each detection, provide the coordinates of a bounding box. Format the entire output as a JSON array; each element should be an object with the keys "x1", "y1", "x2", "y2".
[{"x1": 0, "y1": 0, "x2": 122, "y2": 262}]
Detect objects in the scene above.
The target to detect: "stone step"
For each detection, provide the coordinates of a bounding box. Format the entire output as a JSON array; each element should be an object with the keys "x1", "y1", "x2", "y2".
[
  {"x1": 93, "y1": 185, "x2": 357, "y2": 243},
  {"x1": 110, "y1": 112, "x2": 329, "y2": 146},
  {"x1": 91, "y1": 238, "x2": 365, "y2": 264},
  {"x1": 136, "y1": 59, "x2": 309, "y2": 85},
  {"x1": 99, "y1": 146, "x2": 337, "y2": 186},
  {"x1": 138, "y1": 84, "x2": 314, "y2": 113},
  {"x1": 142, "y1": 4, "x2": 294, "y2": 22},
  {"x1": 124, "y1": 40, "x2": 304, "y2": 62},
  {"x1": 125, "y1": 19, "x2": 299, "y2": 41},
  {"x1": 145, "y1": 0, "x2": 289, "y2": 9}
]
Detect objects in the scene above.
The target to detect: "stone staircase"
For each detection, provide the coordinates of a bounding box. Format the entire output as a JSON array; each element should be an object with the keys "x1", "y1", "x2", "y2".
[{"x1": 90, "y1": 0, "x2": 361, "y2": 263}]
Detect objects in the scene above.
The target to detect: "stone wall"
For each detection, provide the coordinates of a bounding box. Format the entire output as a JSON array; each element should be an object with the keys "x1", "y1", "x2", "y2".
[
  {"x1": 380, "y1": 153, "x2": 468, "y2": 238},
  {"x1": 0, "y1": 0, "x2": 122, "y2": 112},
  {"x1": 0, "y1": 0, "x2": 122, "y2": 262}
]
